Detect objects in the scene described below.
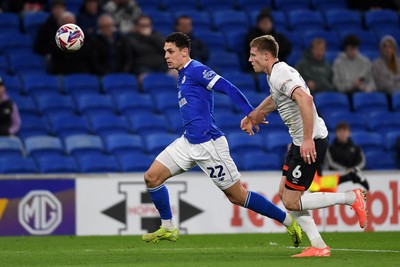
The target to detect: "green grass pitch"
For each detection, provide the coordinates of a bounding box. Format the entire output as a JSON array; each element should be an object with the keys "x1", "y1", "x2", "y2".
[{"x1": 1, "y1": 232, "x2": 400, "y2": 267}]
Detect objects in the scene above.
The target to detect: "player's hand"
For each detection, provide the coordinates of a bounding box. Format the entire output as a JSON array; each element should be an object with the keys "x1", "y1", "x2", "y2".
[
  {"x1": 241, "y1": 116, "x2": 256, "y2": 135},
  {"x1": 300, "y1": 138, "x2": 316, "y2": 164},
  {"x1": 247, "y1": 109, "x2": 267, "y2": 125}
]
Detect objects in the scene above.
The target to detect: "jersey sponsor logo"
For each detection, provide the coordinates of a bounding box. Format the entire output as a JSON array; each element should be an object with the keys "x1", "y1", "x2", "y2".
[{"x1": 202, "y1": 70, "x2": 217, "y2": 80}]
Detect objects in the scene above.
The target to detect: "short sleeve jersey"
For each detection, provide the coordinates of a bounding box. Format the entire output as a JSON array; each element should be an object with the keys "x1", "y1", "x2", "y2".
[
  {"x1": 177, "y1": 60, "x2": 224, "y2": 144},
  {"x1": 267, "y1": 62, "x2": 328, "y2": 146}
]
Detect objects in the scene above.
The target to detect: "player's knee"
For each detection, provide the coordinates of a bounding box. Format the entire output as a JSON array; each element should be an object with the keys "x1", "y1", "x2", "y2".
[
  {"x1": 144, "y1": 171, "x2": 160, "y2": 188},
  {"x1": 282, "y1": 198, "x2": 300, "y2": 211},
  {"x1": 278, "y1": 188, "x2": 284, "y2": 200},
  {"x1": 227, "y1": 195, "x2": 244, "y2": 206}
]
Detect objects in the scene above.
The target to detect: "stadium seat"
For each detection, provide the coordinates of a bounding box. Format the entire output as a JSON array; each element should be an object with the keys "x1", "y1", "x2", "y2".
[
  {"x1": 0, "y1": 33, "x2": 33, "y2": 55},
  {"x1": 325, "y1": 9, "x2": 363, "y2": 33},
  {"x1": 65, "y1": 0, "x2": 84, "y2": 14},
  {"x1": 0, "y1": 136, "x2": 24, "y2": 157},
  {"x1": 385, "y1": 130, "x2": 400, "y2": 152},
  {"x1": 153, "y1": 92, "x2": 178, "y2": 113},
  {"x1": 195, "y1": 30, "x2": 227, "y2": 52},
  {"x1": 35, "y1": 94, "x2": 75, "y2": 114},
  {"x1": 0, "y1": 12, "x2": 20, "y2": 33},
  {"x1": 351, "y1": 131, "x2": 384, "y2": 154},
  {"x1": 19, "y1": 113, "x2": 50, "y2": 138},
  {"x1": 115, "y1": 92, "x2": 155, "y2": 115},
  {"x1": 242, "y1": 151, "x2": 281, "y2": 170},
  {"x1": 325, "y1": 50, "x2": 340, "y2": 64},
  {"x1": 360, "y1": 49, "x2": 379, "y2": 61},
  {"x1": 257, "y1": 74, "x2": 270, "y2": 93},
  {"x1": 75, "y1": 93, "x2": 115, "y2": 115},
  {"x1": 141, "y1": 73, "x2": 177, "y2": 93},
  {"x1": 365, "y1": 10, "x2": 399, "y2": 32},
  {"x1": 103, "y1": 133, "x2": 144, "y2": 155},
  {"x1": 21, "y1": 73, "x2": 60, "y2": 95},
  {"x1": 35, "y1": 154, "x2": 80, "y2": 173},
  {"x1": 12, "y1": 94, "x2": 39, "y2": 115},
  {"x1": 365, "y1": 151, "x2": 397, "y2": 170},
  {"x1": 310, "y1": 0, "x2": 347, "y2": 12},
  {"x1": 198, "y1": 0, "x2": 235, "y2": 11},
  {"x1": 136, "y1": 0, "x2": 161, "y2": 10},
  {"x1": 1, "y1": 74, "x2": 23, "y2": 94},
  {"x1": 9, "y1": 53, "x2": 46, "y2": 75},
  {"x1": 212, "y1": 10, "x2": 249, "y2": 33},
  {"x1": 368, "y1": 111, "x2": 400, "y2": 134},
  {"x1": 65, "y1": 134, "x2": 105, "y2": 157},
  {"x1": 63, "y1": 74, "x2": 100, "y2": 96},
  {"x1": 214, "y1": 92, "x2": 234, "y2": 111},
  {"x1": 172, "y1": 10, "x2": 211, "y2": 32},
  {"x1": 288, "y1": 10, "x2": 325, "y2": 33},
  {"x1": 352, "y1": 92, "x2": 389, "y2": 114},
  {"x1": 0, "y1": 156, "x2": 37, "y2": 174},
  {"x1": 0, "y1": 55, "x2": 9, "y2": 73},
  {"x1": 214, "y1": 113, "x2": 245, "y2": 134},
  {"x1": 274, "y1": 0, "x2": 310, "y2": 13},
  {"x1": 248, "y1": 10, "x2": 287, "y2": 30},
  {"x1": 286, "y1": 48, "x2": 302, "y2": 66},
  {"x1": 24, "y1": 135, "x2": 65, "y2": 157},
  {"x1": 207, "y1": 51, "x2": 241, "y2": 73},
  {"x1": 264, "y1": 131, "x2": 292, "y2": 159},
  {"x1": 88, "y1": 113, "x2": 130, "y2": 136},
  {"x1": 264, "y1": 111, "x2": 287, "y2": 132},
  {"x1": 117, "y1": 151, "x2": 154, "y2": 172},
  {"x1": 49, "y1": 113, "x2": 90, "y2": 138},
  {"x1": 163, "y1": 0, "x2": 198, "y2": 12},
  {"x1": 237, "y1": 0, "x2": 272, "y2": 13},
  {"x1": 146, "y1": 10, "x2": 173, "y2": 36},
  {"x1": 323, "y1": 111, "x2": 367, "y2": 132},
  {"x1": 76, "y1": 154, "x2": 121, "y2": 173},
  {"x1": 223, "y1": 72, "x2": 257, "y2": 93},
  {"x1": 242, "y1": 91, "x2": 266, "y2": 108},
  {"x1": 102, "y1": 73, "x2": 139, "y2": 95},
  {"x1": 338, "y1": 30, "x2": 378, "y2": 51},
  {"x1": 314, "y1": 92, "x2": 350, "y2": 116},
  {"x1": 392, "y1": 92, "x2": 400, "y2": 112},
  {"x1": 227, "y1": 132, "x2": 264, "y2": 154},
  {"x1": 302, "y1": 30, "x2": 341, "y2": 51},
  {"x1": 375, "y1": 29, "x2": 400, "y2": 44},
  {"x1": 129, "y1": 113, "x2": 170, "y2": 135},
  {"x1": 144, "y1": 133, "x2": 179, "y2": 154},
  {"x1": 166, "y1": 111, "x2": 184, "y2": 134},
  {"x1": 224, "y1": 30, "x2": 248, "y2": 68},
  {"x1": 22, "y1": 12, "x2": 49, "y2": 39}
]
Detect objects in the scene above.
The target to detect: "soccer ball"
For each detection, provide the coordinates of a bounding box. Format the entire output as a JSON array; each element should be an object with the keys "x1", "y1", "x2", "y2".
[{"x1": 55, "y1": 23, "x2": 85, "y2": 52}]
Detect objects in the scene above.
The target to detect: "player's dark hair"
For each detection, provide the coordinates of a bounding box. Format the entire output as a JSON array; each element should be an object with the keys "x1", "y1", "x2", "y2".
[
  {"x1": 166, "y1": 32, "x2": 191, "y2": 50},
  {"x1": 335, "y1": 122, "x2": 350, "y2": 131},
  {"x1": 250, "y1": 35, "x2": 279, "y2": 58}
]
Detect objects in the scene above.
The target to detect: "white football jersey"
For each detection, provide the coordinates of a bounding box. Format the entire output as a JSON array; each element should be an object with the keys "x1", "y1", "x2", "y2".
[{"x1": 267, "y1": 61, "x2": 328, "y2": 146}]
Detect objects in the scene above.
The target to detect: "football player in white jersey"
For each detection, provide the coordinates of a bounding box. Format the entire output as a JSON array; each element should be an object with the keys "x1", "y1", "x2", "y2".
[{"x1": 242, "y1": 35, "x2": 368, "y2": 257}]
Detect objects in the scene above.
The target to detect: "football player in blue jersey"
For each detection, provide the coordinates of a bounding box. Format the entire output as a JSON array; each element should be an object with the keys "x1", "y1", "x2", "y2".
[{"x1": 141, "y1": 32, "x2": 302, "y2": 247}]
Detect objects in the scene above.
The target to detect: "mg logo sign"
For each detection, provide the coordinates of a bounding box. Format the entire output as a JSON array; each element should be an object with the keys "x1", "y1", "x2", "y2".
[{"x1": 18, "y1": 190, "x2": 62, "y2": 235}]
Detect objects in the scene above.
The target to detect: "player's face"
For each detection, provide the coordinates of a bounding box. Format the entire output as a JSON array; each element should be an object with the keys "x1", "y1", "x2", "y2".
[
  {"x1": 249, "y1": 47, "x2": 268, "y2": 73},
  {"x1": 164, "y1": 42, "x2": 187, "y2": 70}
]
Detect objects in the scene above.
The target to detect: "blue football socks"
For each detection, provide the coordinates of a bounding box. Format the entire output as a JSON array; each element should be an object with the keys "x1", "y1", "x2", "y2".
[
  {"x1": 148, "y1": 184, "x2": 172, "y2": 220},
  {"x1": 244, "y1": 191, "x2": 286, "y2": 223}
]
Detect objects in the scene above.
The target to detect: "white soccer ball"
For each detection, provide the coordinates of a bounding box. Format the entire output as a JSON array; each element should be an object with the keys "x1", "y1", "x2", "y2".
[{"x1": 55, "y1": 23, "x2": 85, "y2": 52}]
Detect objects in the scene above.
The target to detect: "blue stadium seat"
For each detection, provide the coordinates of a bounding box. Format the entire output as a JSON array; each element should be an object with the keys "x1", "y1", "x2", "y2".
[
  {"x1": 141, "y1": 73, "x2": 176, "y2": 94},
  {"x1": 153, "y1": 92, "x2": 178, "y2": 113},
  {"x1": 24, "y1": 135, "x2": 64, "y2": 157},
  {"x1": 22, "y1": 12, "x2": 49, "y2": 39},
  {"x1": 310, "y1": 0, "x2": 347, "y2": 12},
  {"x1": 274, "y1": 0, "x2": 310, "y2": 13},
  {"x1": 385, "y1": 130, "x2": 400, "y2": 152},
  {"x1": 249, "y1": 10, "x2": 287, "y2": 30},
  {"x1": 163, "y1": 0, "x2": 198, "y2": 12},
  {"x1": 166, "y1": 111, "x2": 184, "y2": 134},
  {"x1": 214, "y1": 113, "x2": 245, "y2": 134},
  {"x1": 0, "y1": 136, "x2": 24, "y2": 157},
  {"x1": 375, "y1": 29, "x2": 400, "y2": 44},
  {"x1": 146, "y1": 10, "x2": 173, "y2": 36},
  {"x1": 338, "y1": 30, "x2": 378, "y2": 51},
  {"x1": 19, "y1": 113, "x2": 50, "y2": 138},
  {"x1": 0, "y1": 12, "x2": 20, "y2": 33},
  {"x1": 0, "y1": 55, "x2": 9, "y2": 73},
  {"x1": 76, "y1": 154, "x2": 121, "y2": 173},
  {"x1": 136, "y1": 0, "x2": 161, "y2": 10},
  {"x1": 208, "y1": 51, "x2": 241, "y2": 73},
  {"x1": 325, "y1": 50, "x2": 340, "y2": 64},
  {"x1": 227, "y1": 132, "x2": 264, "y2": 154},
  {"x1": 323, "y1": 111, "x2": 367, "y2": 132},
  {"x1": 63, "y1": 74, "x2": 100, "y2": 96},
  {"x1": 352, "y1": 92, "x2": 389, "y2": 114},
  {"x1": 129, "y1": 113, "x2": 170, "y2": 135},
  {"x1": 224, "y1": 30, "x2": 247, "y2": 67},
  {"x1": 12, "y1": 94, "x2": 39, "y2": 114},
  {"x1": 288, "y1": 10, "x2": 325, "y2": 33},
  {"x1": 1, "y1": 74, "x2": 23, "y2": 94},
  {"x1": 65, "y1": 0, "x2": 84, "y2": 14},
  {"x1": 104, "y1": 133, "x2": 144, "y2": 155},
  {"x1": 36, "y1": 154, "x2": 80, "y2": 173},
  {"x1": 314, "y1": 92, "x2": 350, "y2": 116},
  {"x1": 115, "y1": 93, "x2": 155, "y2": 115},
  {"x1": 237, "y1": 0, "x2": 272, "y2": 13},
  {"x1": 117, "y1": 151, "x2": 154, "y2": 172},
  {"x1": 223, "y1": 72, "x2": 257, "y2": 92},
  {"x1": 214, "y1": 92, "x2": 234, "y2": 111},
  {"x1": 198, "y1": 0, "x2": 235, "y2": 11},
  {"x1": 144, "y1": 133, "x2": 179, "y2": 154},
  {"x1": 286, "y1": 48, "x2": 302, "y2": 66},
  {"x1": 88, "y1": 113, "x2": 130, "y2": 136},
  {"x1": 264, "y1": 111, "x2": 287, "y2": 132},
  {"x1": 392, "y1": 92, "x2": 400, "y2": 112},
  {"x1": 242, "y1": 151, "x2": 281, "y2": 170},
  {"x1": 9, "y1": 53, "x2": 46, "y2": 75},
  {"x1": 75, "y1": 93, "x2": 115, "y2": 115},
  {"x1": 257, "y1": 74, "x2": 270, "y2": 93},
  {"x1": 365, "y1": 151, "x2": 397, "y2": 170},
  {"x1": 368, "y1": 111, "x2": 400, "y2": 134},
  {"x1": 212, "y1": 10, "x2": 250, "y2": 33},
  {"x1": 195, "y1": 30, "x2": 227, "y2": 52},
  {"x1": 360, "y1": 49, "x2": 379, "y2": 61},
  {"x1": 49, "y1": 114, "x2": 90, "y2": 137},
  {"x1": 65, "y1": 134, "x2": 105, "y2": 157},
  {"x1": 0, "y1": 156, "x2": 37, "y2": 174},
  {"x1": 173, "y1": 10, "x2": 212, "y2": 32},
  {"x1": 351, "y1": 131, "x2": 384, "y2": 154},
  {"x1": 21, "y1": 73, "x2": 60, "y2": 95},
  {"x1": 242, "y1": 91, "x2": 266, "y2": 108},
  {"x1": 264, "y1": 130, "x2": 291, "y2": 155},
  {"x1": 0, "y1": 33, "x2": 32, "y2": 55},
  {"x1": 35, "y1": 94, "x2": 75, "y2": 114},
  {"x1": 365, "y1": 10, "x2": 399, "y2": 32},
  {"x1": 302, "y1": 30, "x2": 341, "y2": 51},
  {"x1": 102, "y1": 73, "x2": 139, "y2": 96},
  {"x1": 325, "y1": 9, "x2": 363, "y2": 33}
]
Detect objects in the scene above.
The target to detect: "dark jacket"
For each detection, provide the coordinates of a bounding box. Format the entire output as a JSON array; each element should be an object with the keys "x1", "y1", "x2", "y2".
[
  {"x1": 326, "y1": 138, "x2": 366, "y2": 171},
  {"x1": 188, "y1": 33, "x2": 209, "y2": 63},
  {"x1": 34, "y1": 15, "x2": 59, "y2": 55},
  {"x1": 92, "y1": 32, "x2": 133, "y2": 75},
  {"x1": 77, "y1": 6, "x2": 103, "y2": 36}
]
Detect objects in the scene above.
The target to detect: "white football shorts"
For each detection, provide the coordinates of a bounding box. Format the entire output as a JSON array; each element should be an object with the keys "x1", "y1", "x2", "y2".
[{"x1": 156, "y1": 135, "x2": 241, "y2": 190}]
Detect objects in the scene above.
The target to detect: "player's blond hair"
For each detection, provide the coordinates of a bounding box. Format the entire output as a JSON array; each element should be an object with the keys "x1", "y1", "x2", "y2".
[{"x1": 250, "y1": 35, "x2": 279, "y2": 58}]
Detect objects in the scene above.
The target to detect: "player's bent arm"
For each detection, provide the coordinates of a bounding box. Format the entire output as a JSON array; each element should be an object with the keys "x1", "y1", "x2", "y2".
[
  {"x1": 292, "y1": 87, "x2": 314, "y2": 140},
  {"x1": 256, "y1": 95, "x2": 276, "y2": 114}
]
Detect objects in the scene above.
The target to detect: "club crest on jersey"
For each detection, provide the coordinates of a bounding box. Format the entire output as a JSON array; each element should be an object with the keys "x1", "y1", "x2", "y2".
[{"x1": 203, "y1": 70, "x2": 216, "y2": 80}]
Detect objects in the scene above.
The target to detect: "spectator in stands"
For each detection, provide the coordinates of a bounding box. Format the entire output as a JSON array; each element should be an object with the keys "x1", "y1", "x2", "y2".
[
  {"x1": 1, "y1": 0, "x2": 45, "y2": 13},
  {"x1": 34, "y1": 0, "x2": 66, "y2": 55},
  {"x1": 92, "y1": 14, "x2": 132, "y2": 75},
  {"x1": 174, "y1": 15, "x2": 209, "y2": 63},
  {"x1": 333, "y1": 34, "x2": 376, "y2": 94},
  {"x1": 347, "y1": 0, "x2": 399, "y2": 10},
  {"x1": 244, "y1": 10, "x2": 291, "y2": 71},
  {"x1": 103, "y1": 0, "x2": 141, "y2": 34},
  {"x1": 0, "y1": 77, "x2": 21, "y2": 136},
  {"x1": 325, "y1": 122, "x2": 369, "y2": 190},
  {"x1": 47, "y1": 11, "x2": 95, "y2": 74},
  {"x1": 295, "y1": 38, "x2": 335, "y2": 94},
  {"x1": 128, "y1": 15, "x2": 168, "y2": 80},
  {"x1": 77, "y1": 0, "x2": 104, "y2": 36},
  {"x1": 372, "y1": 35, "x2": 400, "y2": 94}
]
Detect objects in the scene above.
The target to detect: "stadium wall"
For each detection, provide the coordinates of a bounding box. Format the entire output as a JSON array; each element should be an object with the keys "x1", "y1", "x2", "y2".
[{"x1": 0, "y1": 171, "x2": 399, "y2": 236}]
